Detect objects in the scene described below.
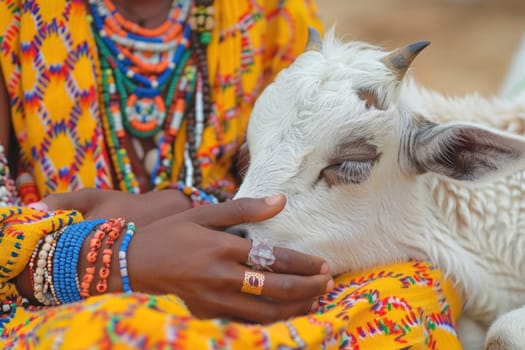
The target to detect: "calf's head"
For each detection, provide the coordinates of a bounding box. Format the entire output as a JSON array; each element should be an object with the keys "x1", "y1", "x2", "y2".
[{"x1": 234, "y1": 28, "x2": 525, "y2": 274}]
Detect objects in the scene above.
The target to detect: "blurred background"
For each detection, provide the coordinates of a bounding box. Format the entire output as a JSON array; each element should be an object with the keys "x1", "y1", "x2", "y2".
[{"x1": 317, "y1": 0, "x2": 525, "y2": 96}]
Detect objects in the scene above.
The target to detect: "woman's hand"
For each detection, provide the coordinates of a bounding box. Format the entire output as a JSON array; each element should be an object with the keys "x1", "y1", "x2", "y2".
[
  {"x1": 124, "y1": 195, "x2": 333, "y2": 323},
  {"x1": 40, "y1": 188, "x2": 191, "y2": 226}
]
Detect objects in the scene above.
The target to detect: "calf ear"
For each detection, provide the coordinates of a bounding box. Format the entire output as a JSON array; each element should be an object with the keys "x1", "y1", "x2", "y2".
[{"x1": 410, "y1": 122, "x2": 525, "y2": 182}]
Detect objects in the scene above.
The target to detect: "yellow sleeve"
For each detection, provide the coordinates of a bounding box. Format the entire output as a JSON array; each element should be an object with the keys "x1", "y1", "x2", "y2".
[
  {"x1": 0, "y1": 208, "x2": 83, "y2": 300},
  {"x1": 260, "y1": 0, "x2": 324, "y2": 86},
  {"x1": 199, "y1": 0, "x2": 323, "y2": 190}
]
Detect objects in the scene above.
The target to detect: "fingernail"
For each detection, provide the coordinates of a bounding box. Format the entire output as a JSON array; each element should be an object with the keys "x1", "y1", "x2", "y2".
[
  {"x1": 320, "y1": 262, "x2": 329, "y2": 274},
  {"x1": 264, "y1": 194, "x2": 283, "y2": 206},
  {"x1": 325, "y1": 279, "x2": 334, "y2": 293},
  {"x1": 310, "y1": 300, "x2": 319, "y2": 313},
  {"x1": 27, "y1": 201, "x2": 49, "y2": 212}
]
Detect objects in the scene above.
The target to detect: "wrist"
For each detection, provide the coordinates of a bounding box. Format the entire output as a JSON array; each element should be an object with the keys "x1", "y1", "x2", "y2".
[
  {"x1": 20, "y1": 218, "x2": 132, "y2": 306},
  {"x1": 77, "y1": 218, "x2": 130, "y2": 296}
]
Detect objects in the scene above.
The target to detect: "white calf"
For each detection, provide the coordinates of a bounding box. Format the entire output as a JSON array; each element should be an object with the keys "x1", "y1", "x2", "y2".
[{"x1": 234, "y1": 28, "x2": 525, "y2": 350}]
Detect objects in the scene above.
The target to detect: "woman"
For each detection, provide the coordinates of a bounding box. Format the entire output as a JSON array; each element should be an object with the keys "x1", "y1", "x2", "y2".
[{"x1": 0, "y1": 0, "x2": 463, "y2": 348}]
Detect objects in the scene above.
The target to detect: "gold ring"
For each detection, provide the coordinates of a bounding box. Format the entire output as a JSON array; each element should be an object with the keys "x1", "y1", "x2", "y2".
[{"x1": 241, "y1": 271, "x2": 265, "y2": 296}]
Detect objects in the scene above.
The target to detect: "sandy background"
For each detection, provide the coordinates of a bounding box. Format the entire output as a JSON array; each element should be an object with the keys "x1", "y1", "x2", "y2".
[{"x1": 317, "y1": 0, "x2": 525, "y2": 96}]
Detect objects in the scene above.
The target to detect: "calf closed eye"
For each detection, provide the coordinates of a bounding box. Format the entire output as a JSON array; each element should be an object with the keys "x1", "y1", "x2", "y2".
[{"x1": 321, "y1": 160, "x2": 375, "y2": 185}]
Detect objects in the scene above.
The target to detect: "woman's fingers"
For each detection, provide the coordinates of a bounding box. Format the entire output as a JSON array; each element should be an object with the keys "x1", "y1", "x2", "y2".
[
  {"x1": 177, "y1": 195, "x2": 330, "y2": 275},
  {"x1": 181, "y1": 195, "x2": 286, "y2": 227},
  {"x1": 233, "y1": 241, "x2": 330, "y2": 276},
  {"x1": 270, "y1": 246, "x2": 329, "y2": 275},
  {"x1": 213, "y1": 230, "x2": 329, "y2": 276}
]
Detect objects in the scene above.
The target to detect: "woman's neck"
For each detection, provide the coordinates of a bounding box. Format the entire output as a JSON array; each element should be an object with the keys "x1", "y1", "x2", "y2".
[{"x1": 107, "y1": 0, "x2": 174, "y2": 28}]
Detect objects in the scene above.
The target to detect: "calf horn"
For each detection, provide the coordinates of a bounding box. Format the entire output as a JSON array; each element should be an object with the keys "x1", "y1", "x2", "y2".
[
  {"x1": 381, "y1": 41, "x2": 430, "y2": 79},
  {"x1": 305, "y1": 27, "x2": 322, "y2": 52}
]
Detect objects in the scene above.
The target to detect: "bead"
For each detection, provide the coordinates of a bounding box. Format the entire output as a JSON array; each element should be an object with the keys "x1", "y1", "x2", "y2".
[
  {"x1": 108, "y1": 229, "x2": 120, "y2": 241},
  {"x1": 82, "y1": 273, "x2": 94, "y2": 283},
  {"x1": 96, "y1": 279, "x2": 108, "y2": 293},
  {"x1": 94, "y1": 230, "x2": 105, "y2": 240},
  {"x1": 200, "y1": 32, "x2": 212, "y2": 44},
  {"x1": 87, "y1": 251, "x2": 98, "y2": 263},
  {"x1": 90, "y1": 238, "x2": 102, "y2": 250},
  {"x1": 131, "y1": 138, "x2": 145, "y2": 160},
  {"x1": 144, "y1": 148, "x2": 159, "y2": 175},
  {"x1": 34, "y1": 275, "x2": 44, "y2": 283},
  {"x1": 102, "y1": 252, "x2": 112, "y2": 265},
  {"x1": 99, "y1": 267, "x2": 110, "y2": 279}
]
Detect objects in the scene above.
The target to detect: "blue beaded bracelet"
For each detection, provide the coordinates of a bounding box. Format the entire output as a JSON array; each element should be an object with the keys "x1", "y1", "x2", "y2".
[
  {"x1": 118, "y1": 222, "x2": 136, "y2": 293},
  {"x1": 53, "y1": 219, "x2": 105, "y2": 304}
]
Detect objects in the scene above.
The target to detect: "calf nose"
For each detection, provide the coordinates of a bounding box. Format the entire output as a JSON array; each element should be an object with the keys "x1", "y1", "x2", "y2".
[{"x1": 225, "y1": 226, "x2": 249, "y2": 238}]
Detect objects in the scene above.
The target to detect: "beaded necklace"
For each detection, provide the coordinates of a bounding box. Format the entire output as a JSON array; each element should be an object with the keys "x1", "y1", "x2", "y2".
[{"x1": 89, "y1": 0, "x2": 214, "y2": 193}]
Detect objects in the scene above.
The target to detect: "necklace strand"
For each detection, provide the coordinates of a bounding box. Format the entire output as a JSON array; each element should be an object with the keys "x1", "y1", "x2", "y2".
[{"x1": 89, "y1": 0, "x2": 214, "y2": 192}]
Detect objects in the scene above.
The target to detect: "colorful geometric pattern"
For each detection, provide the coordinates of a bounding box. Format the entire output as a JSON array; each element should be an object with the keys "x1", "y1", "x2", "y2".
[
  {"x1": 1, "y1": 0, "x2": 112, "y2": 196},
  {"x1": 0, "y1": 0, "x2": 323, "y2": 199},
  {"x1": 0, "y1": 240, "x2": 462, "y2": 349},
  {"x1": 0, "y1": 1, "x2": 464, "y2": 349}
]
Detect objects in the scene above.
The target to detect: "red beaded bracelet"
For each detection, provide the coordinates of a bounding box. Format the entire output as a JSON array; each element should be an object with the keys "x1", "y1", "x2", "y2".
[
  {"x1": 95, "y1": 218, "x2": 125, "y2": 294},
  {"x1": 80, "y1": 225, "x2": 107, "y2": 298}
]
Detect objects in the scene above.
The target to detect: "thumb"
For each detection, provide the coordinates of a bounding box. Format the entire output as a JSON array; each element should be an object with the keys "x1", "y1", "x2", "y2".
[{"x1": 182, "y1": 194, "x2": 286, "y2": 228}]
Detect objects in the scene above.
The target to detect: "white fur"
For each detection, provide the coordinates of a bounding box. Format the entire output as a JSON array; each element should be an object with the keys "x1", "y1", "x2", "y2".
[{"x1": 234, "y1": 29, "x2": 525, "y2": 349}]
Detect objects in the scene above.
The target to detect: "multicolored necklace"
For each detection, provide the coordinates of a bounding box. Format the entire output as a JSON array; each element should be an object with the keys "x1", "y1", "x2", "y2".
[
  {"x1": 89, "y1": 0, "x2": 215, "y2": 193},
  {"x1": 91, "y1": 0, "x2": 192, "y2": 138}
]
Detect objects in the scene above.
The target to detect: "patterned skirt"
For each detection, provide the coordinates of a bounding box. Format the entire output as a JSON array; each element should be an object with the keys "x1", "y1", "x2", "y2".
[{"x1": 0, "y1": 261, "x2": 463, "y2": 349}]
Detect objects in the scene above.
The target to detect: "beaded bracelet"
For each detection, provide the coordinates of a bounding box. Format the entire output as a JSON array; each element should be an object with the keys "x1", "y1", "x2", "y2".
[
  {"x1": 171, "y1": 182, "x2": 218, "y2": 207},
  {"x1": 118, "y1": 222, "x2": 136, "y2": 293},
  {"x1": 79, "y1": 223, "x2": 108, "y2": 298},
  {"x1": 30, "y1": 236, "x2": 51, "y2": 305},
  {"x1": 29, "y1": 229, "x2": 63, "y2": 306},
  {"x1": 45, "y1": 229, "x2": 62, "y2": 305},
  {"x1": 28, "y1": 236, "x2": 43, "y2": 295},
  {"x1": 95, "y1": 218, "x2": 125, "y2": 294},
  {"x1": 53, "y1": 220, "x2": 105, "y2": 304}
]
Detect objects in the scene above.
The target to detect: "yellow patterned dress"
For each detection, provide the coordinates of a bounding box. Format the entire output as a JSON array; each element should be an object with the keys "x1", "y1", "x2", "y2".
[{"x1": 0, "y1": 0, "x2": 463, "y2": 349}]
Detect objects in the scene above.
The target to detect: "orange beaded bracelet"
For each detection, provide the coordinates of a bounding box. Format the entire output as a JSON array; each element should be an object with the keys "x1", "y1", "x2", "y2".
[
  {"x1": 80, "y1": 224, "x2": 108, "y2": 298},
  {"x1": 79, "y1": 218, "x2": 126, "y2": 298},
  {"x1": 95, "y1": 218, "x2": 125, "y2": 294}
]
